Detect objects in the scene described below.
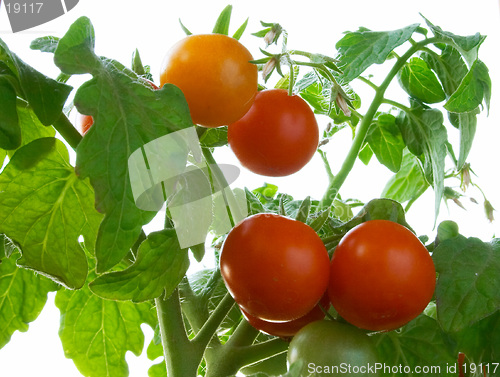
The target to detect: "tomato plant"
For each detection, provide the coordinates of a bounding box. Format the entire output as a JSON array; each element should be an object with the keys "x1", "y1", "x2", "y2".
[
  {"x1": 328, "y1": 219, "x2": 436, "y2": 331},
  {"x1": 160, "y1": 33, "x2": 258, "y2": 128},
  {"x1": 0, "y1": 4, "x2": 498, "y2": 377},
  {"x1": 228, "y1": 88, "x2": 319, "y2": 176},
  {"x1": 287, "y1": 320, "x2": 381, "y2": 377},
  {"x1": 220, "y1": 213, "x2": 330, "y2": 322}
]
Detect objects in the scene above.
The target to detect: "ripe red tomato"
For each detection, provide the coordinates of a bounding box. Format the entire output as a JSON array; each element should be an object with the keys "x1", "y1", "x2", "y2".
[
  {"x1": 160, "y1": 34, "x2": 258, "y2": 128},
  {"x1": 240, "y1": 293, "x2": 330, "y2": 338},
  {"x1": 227, "y1": 89, "x2": 319, "y2": 177},
  {"x1": 76, "y1": 112, "x2": 93, "y2": 135},
  {"x1": 328, "y1": 219, "x2": 436, "y2": 331},
  {"x1": 220, "y1": 213, "x2": 330, "y2": 322}
]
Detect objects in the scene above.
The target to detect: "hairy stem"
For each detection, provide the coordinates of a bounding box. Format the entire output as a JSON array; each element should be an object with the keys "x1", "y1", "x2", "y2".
[
  {"x1": 155, "y1": 288, "x2": 202, "y2": 377},
  {"x1": 53, "y1": 112, "x2": 82, "y2": 150},
  {"x1": 320, "y1": 37, "x2": 439, "y2": 208},
  {"x1": 192, "y1": 292, "x2": 235, "y2": 347}
]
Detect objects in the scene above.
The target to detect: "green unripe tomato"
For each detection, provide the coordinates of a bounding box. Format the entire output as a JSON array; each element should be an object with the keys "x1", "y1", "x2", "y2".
[{"x1": 287, "y1": 320, "x2": 381, "y2": 376}]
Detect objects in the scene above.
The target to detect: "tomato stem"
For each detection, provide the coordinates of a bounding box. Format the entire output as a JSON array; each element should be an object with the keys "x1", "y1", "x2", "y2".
[
  {"x1": 320, "y1": 37, "x2": 441, "y2": 208},
  {"x1": 193, "y1": 292, "x2": 236, "y2": 346},
  {"x1": 155, "y1": 288, "x2": 203, "y2": 377},
  {"x1": 52, "y1": 112, "x2": 83, "y2": 150},
  {"x1": 225, "y1": 318, "x2": 260, "y2": 348}
]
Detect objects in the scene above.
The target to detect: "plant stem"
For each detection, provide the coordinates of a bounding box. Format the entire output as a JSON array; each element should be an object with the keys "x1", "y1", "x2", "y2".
[
  {"x1": 155, "y1": 288, "x2": 202, "y2": 377},
  {"x1": 52, "y1": 112, "x2": 82, "y2": 150},
  {"x1": 236, "y1": 338, "x2": 289, "y2": 368},
  {"x1": 225, "y1": 318, "x2": 259, "y2": 348},
  {"x1": 205, "y1": 336, "x2": 289, "y2": 377},
  {"x1": 383, "y1": 98, "x2": 410, "y2": 112},
  {"x1": 320, "y1": 37, "x2": 439, "y2": 208},
  {"x1": 192, "y1": 292, "x2": 235, "y2": 347}
]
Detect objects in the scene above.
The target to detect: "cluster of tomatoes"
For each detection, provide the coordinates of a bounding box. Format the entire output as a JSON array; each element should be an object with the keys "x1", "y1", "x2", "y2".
[
  {"x1": 220, "y1": 213, "x2": 436, "y2": 337},
  {"x1": 153, "y1": 30, "x2": 434, "y2": 339},
  {"x1": 77, "y1": 33, "x2": 319, "y2": 178},
  {"x1": 76, "y1": 31, "x2": 437, "y2": 372}
]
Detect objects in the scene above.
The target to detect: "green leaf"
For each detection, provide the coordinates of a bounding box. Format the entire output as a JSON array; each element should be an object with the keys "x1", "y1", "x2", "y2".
[
  {"x1": 53, "y1": 17, "x2": 100, "y2": 74},
  {"x1": 432, "y1": 236, "x2": 500, "y2": 332},
  {"x1": 336, "y1": 24, "x2": 420, "y2": 82},
  {"x1": 212, "y1": 5, "x2": 232, "y2": 35},
  {"x1": 246, "y1": 188, "x2": 266, "y2": 215},
  {"x1": 381, "y1": 149, "x2": 429, "y2": 205},
  {"x1": 325, "y1": 198, "x2": 413, "y2": 237},
  {"x1": 131, "y1": 48, "x2": 146, "y2": 76},
  {"x1": 295, "y1": 196, "x2": 311, "y2": 223},
  {"x1": 0, "y1": 252, "x2": 58, "y2": 349},
  {"x1": 54, "y1": 17, "x2": 193, "y2": 272},
  {"x1": 190, "y1": 242, "x2": 205, "y2": 263},
  {"x1": 178, "y1": 18, "x2": 193, "y2": 36},
  {"x1": 455, "y1": 110, "x2": 478, "y2": 169},
  {"x1": 148, "y1": 360, "x2": 167, "y2": 377},
  {"x1": 397, "y1": 101, "x2": 447, "y2": 222},
  {"x1": 421, "y1": 45, "x2": 468, "y2": 98},
  {"x1": 11, "y1": 102, "x2": 56, "y2": 157},
  {"x1": 421, "y1": 47, "x2": 477, "y2": 169},
  {"x1": 30, "y1": 36, "x2": 60, "y2": 53},
  {"x1": 0, "y1": 77, "x2": 21, "y2": 150},
  {"x1": 374, "y1": 315, "x2": 456, "y2": 376},
  {"x1": 0, "y1": 138, "x2": 102, "y2": 289},
  {"x1": 199, "y1": 126, "x2": 228, "y2": 148},
  {"x1": 308, "y1": 208, "x2": 332, "y2": 232},
  {"x1": 398, "y1": 57, "x2": 446, "y2": 104},
  {"x1": 0, "y1": 38, "x2": 72, "y2": 126},
  {"x1": 298, "y1": 79, "x2": 360, "y2": 126},
  {"x1": 423, "y1": 15, "x2": 486, "y2": 65},
  {"x1": 232, "y1": 17, "x2": 249, "y2": 40},
  {"x1": 452, "y1": 311, "x2": 500, "y2": 364},
  {"x1": 444, "y1": 60, "x2": 491, "y2": 114},
  {"x1": 367, "y1": 114, "x2": 405, "y2": 173},
  {"x1": 381, "y1": 151, "x2": 429, "y2": 207},
  {"x1": 55, "y1": 260, "x2": 157, "y2": 377},
  {"x1": 358, "y1": 142, "x2": 373, "y2": 165},
  {"x1": 89, "y1": 229, "x2": 189, "y2": 302}
]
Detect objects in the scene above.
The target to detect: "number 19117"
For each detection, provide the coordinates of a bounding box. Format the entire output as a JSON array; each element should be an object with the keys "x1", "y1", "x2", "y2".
[{"x1": 5, "y1": 2, "x2": 44, "y2": 14}]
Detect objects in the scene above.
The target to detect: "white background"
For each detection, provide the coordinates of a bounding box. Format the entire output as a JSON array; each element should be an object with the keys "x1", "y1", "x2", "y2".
[{"x1": 1, "y1": 0, "x2": 499, "y2": 376}]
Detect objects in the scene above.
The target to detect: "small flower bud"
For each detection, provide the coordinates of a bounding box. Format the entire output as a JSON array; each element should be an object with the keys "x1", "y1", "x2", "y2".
[
  {"x1": 264, "y1": 24, "x2": 282, "y2": 46},
  {"x1": 484, "y1": 199, "x2": 495, "y2": 223},
  {"x1": 335, "y1": 92, "x2": 351, "y2": 117},
  {"x1": 460, "y1": 163, "x2": 471, "y2": 191},
  {"x1": 262, "y1": 57, "x2": 277, "y2": 82}
]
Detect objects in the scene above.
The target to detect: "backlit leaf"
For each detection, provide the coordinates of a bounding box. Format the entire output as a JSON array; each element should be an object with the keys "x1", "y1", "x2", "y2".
[
  {"x1": 0, "y1": 138, "x2": 102, "y2": 288},
  {"x1": 336, "y1": 24, "x2": 420, "y2": 82},
  {"x1": 433, "y1": 236, "x2": 500, "y2": 332}
]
